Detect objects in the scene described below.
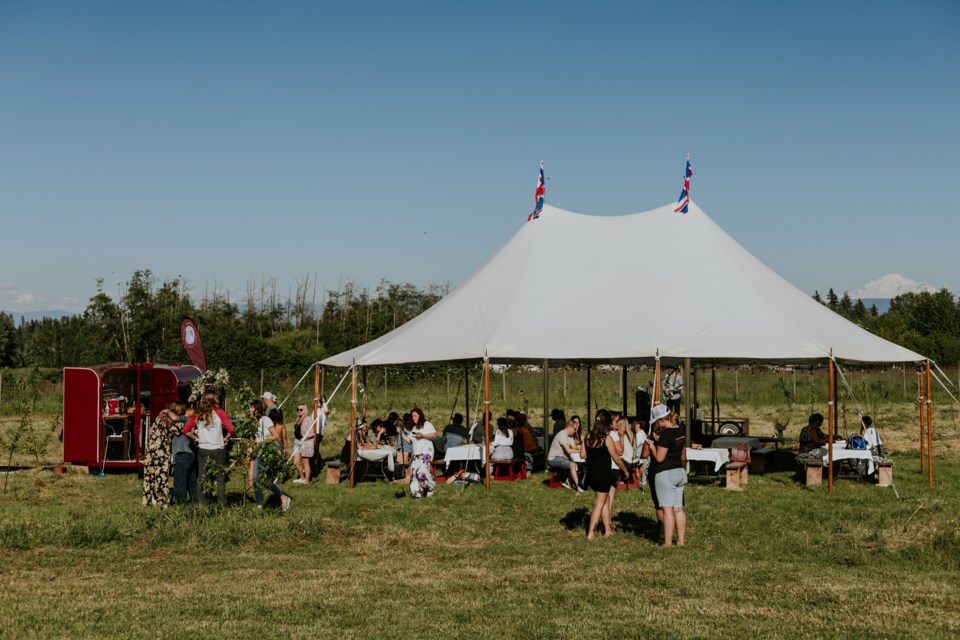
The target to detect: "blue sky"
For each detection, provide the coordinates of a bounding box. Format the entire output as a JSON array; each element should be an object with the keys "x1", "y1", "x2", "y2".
[{"x1": 1, "y1": 1, "x2": 958, "y2": 314}]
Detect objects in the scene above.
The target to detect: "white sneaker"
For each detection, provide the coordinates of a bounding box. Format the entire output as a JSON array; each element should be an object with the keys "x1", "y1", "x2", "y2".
[
  {"x1": 577, "y1": 486, "x2": 586, "y2": 494},
  {"x1": 561, "y1": 480, "x2": 573, "y2": 490},
  {"x1": 282, "y1": 496, "x2": 292, "y2": 512},
  {"x1": 293, "y1": 478, "x2": 305, "y2": 484}
]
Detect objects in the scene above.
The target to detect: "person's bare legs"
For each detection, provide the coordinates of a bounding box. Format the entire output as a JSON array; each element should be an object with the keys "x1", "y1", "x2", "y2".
[
  {"x1": 587, "y1": 491, "x2": 607, "y2": 540},
  {"x1": 303, "y1": 460, "x2": 311, "y2": 485},
  {"x1": 569, "y1": 463, "x2": 580, "y2": 488},
  {"x1": 601, "y1": 494, "x2": 614, "y2": 537},
  {"x1": 662, "y1": 506, "x2": 676, "y2": 547},
  {"x1": 603, "y1": 485, "x2": 617, "y2": 532},
  {"x1": 293, "y1": 453, "x2": 305, "y2": 482},
  {"x1": 674, "y1": 507, "x2": 686, "y2": 546}
]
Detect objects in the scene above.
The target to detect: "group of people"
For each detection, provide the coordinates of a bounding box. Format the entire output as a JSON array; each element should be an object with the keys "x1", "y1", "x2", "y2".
[
  {"x1": 140, "y1": 390, "x2": 331, "y2": 510},
  {"x1": 546, "y1": 405, "x2": 688, "y2": 545}
]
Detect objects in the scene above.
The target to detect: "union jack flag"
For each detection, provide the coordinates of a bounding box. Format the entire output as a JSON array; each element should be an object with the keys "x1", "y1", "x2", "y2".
[
  {"x1": 674, "y1": 155, "x2": 692, "y2": 214},
  {"x1": 527, "y1": 160, "x2": 545, "y2": 221}
]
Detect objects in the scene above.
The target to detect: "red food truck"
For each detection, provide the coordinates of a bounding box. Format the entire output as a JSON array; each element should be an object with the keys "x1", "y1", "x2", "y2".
[{"x1": 62, "y1": 364, "x2": 202, "y2": 472}]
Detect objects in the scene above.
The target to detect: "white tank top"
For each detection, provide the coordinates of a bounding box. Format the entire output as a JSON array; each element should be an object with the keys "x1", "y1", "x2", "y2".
[{"x1": 196, "y1": 410, "x2": 225, "y2": 450}]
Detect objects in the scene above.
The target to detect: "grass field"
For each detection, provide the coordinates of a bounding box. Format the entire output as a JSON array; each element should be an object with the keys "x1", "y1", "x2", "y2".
[{"x1": 1, "y1": 367, "x2": 959, "y2": 639}]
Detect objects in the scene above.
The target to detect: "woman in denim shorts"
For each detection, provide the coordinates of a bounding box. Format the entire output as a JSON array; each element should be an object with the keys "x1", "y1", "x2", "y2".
[{"x1": 650, "y1": 404, "x2": 688, "y2": 547}]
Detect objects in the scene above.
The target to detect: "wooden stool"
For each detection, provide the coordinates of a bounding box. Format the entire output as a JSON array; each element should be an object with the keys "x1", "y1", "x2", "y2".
[
  {"x1": 325, "y1": 461, "x2": 343, "y2": 485},
  {"x1": 800, "y1": 459, "x2": 823, "y2": 487},
  {"x1": 431, "y1": 459, "x2": 447, "y2": 481},
  {"x1": 877, "y1": 462, "x2": 893, "y2": 487},
  {"x1": 725, "y1": 462, "x2": 748, "y2": 491},
  {"x1": 750, "y1": 448, "x2": 775, "y2": 473}
]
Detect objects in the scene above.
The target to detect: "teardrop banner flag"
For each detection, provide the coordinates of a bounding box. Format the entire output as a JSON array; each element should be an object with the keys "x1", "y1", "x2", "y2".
[{"x1": 180, "y1": 317, "x2": 207, "y2": 372}]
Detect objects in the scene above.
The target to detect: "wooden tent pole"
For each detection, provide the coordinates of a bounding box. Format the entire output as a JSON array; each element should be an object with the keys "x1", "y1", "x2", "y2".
[
  {"x1": 828, "y1": 358, "x2": 835, "y2": 494},
  {"x1": 927, "y1": 361, "x2": 934, "y2": 486},
  {"x1": 586, "y1": 366, "x2": 592, "y2": 428},
  {"x1": 464, "y1": 364, "x2": 470, "y2": 429},
  {"x1": 654, "y1": 359, "x2": 661, "y2": 404},
  {"x1": 484, "y1": 356, "x2": 491, "y2": 490},
  {"x1": 710, "y1": 366, "x2": 716, "y2": 432},
  {"x1": 620, "y1": 365, "x2": 627, "y2": 417},
  {"x1": 544, "y1": 359, "x2": 550, "y2": 471},
  {"x1": 349, "y1": 364, "x2": 357, "y2": 487},
  {"x1": 361, "y1": 366, "x2": 367, "y2": 421},
  {"x1": 313, "y1": 365, "x2": 320, "y2": 459},
  {"x1": 918, "y1": 367, "x2": 926, "y2": 474},
  {"x1": 684, "y1": 358, "x2": 691, "y2": 443}
]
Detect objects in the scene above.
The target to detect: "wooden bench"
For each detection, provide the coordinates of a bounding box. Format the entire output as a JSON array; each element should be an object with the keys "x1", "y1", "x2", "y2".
[
  {"x1": 724, "y1": 462, "x2": 748, "y2": 491},
  {"x1": 876, "y1": 461, "x2": 894, "y2": 487},
  {"x1": 325, "y1": 460, "x2": 344, "y2": 485},
  {"x1": 798, "y1": 457, "x2": 822, "y2": 487},
  {"x1": 492, "y1": 459, "x2": 525, "y2": 481},
  {"x1": 750, "y1": 448, "x2": 776, "y2": 474}
]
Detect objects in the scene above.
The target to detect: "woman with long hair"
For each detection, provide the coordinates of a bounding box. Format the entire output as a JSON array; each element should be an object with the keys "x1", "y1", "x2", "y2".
[
  {"x1": 141, "y1": 402, "x2": 186, "y2": 507},
  {"x1": 183, "y1": 392, "x2": 235, "y2": 506},
  {"x1": 580, "y1": 409, "x2": 629, "y2": 539},
  {"x1": 248, "y1": 400, "x2": 292, "y2": 511},
  {"x1": 401, "y1": 407, "x2": 436, "y2": 498},
  {"x1": 489, "y1": 417, "x2": 514, "y2": 461}
]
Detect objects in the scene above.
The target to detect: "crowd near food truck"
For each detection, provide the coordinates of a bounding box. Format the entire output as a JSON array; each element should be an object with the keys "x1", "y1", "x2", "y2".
[{"x1": 62, "y1": 364, "x2": 201, "y2": 472}]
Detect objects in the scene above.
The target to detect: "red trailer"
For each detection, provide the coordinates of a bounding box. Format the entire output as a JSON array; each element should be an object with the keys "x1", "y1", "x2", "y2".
[{"x1": 63, "y1": 364, "x2": 202, "y2": 472}]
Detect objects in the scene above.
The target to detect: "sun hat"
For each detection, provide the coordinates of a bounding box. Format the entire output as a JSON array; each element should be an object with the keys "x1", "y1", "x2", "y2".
[
  {"x1": 649, "y1": 403, "x2": 670, "y2": 426},
  {"x1": 261, "y1": 391, "x2": 277, "y2": 402}
]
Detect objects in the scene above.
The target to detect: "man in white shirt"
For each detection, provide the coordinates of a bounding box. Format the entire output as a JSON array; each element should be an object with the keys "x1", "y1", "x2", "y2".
[{"x1": 547, "y1": 420, "x2": 584, "y2": 492}]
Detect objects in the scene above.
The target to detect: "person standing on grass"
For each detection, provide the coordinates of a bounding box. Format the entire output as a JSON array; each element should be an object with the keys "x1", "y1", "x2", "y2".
[
  {"x1": 603, "y1": 412, "x2": 627, "y2": 530},
  {"x1": 249, "y1": 400, "x2": 292, "y2": 512},
  {"x1": 169, "y1": 402, "x2": 199, "y2": 504},
  {"x1": 141, "y1": 403, "x2": 185, "y2": 507},
  {"x1": 261, "y1": 392, "x2": 287, "y2": 455},
  {"x1": 651, "y1": 404, "x2": 687, "y2": 547},
  {"x1": 292, "y1": 404, "x2": 314, "y2": 485},
  {"x1": 402, "y1": 407, "x2": 436, "y2": 498},
  {"x1": 581, "y1": 409, "x2": 629, "y2": 540},
  {"x1": 183, "y1": 392, "x2": 234, "y2": 506}
]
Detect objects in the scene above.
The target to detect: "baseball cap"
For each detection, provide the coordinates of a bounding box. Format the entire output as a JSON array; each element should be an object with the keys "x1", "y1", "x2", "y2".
[
  {"x1": 261, "y1": 392, "x2": 277, "y2": 402},
  {"x1": 649, "y1": 404, "x2": 670, "y2": 426}
]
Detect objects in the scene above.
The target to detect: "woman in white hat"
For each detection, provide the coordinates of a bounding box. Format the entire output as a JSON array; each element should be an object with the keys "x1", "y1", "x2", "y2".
[{"x1": 647, "y1": 404, "x2": 687, "y2": 546}]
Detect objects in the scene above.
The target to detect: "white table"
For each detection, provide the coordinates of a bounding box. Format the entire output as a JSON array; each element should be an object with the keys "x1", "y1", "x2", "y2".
[
  {"x1": 357, "y1": 447, "x2": 395, "y2": 472},
  {"x1": 444, "y1": 444, "x2": 486, "y2": 468},
  {"x1": 819, "y1": 444, "x2": 874, "y2": 475},
  {"x1": 711, "y1": 436, "x2": 762, "y2": 450},
  {"x1": 686, "y1": 447, "x2": 729, "y2": 472}
]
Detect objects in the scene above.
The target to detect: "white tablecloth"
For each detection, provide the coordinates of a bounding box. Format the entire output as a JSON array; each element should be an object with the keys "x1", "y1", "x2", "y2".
[
  {"x1": 686, "y1": 447, "x2": 729, "y2": 472},
  {"x1": 819, "y1": 444, "x2": 874, "y2": 475},
  {"x1": 444, "y1": 444, "x2": 486, "y2": 468},
  {"x1": 711, "y1": 436, "x2": 762, "y2": 450},
  {"x1": 357, "y1": 447, "x2": 395, "y2": 472}
]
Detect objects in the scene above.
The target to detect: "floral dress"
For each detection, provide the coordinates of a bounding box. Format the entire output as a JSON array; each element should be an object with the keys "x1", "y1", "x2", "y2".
[
  {"x1": 409, "y1": 422, "x2": 437, "y2": 498},
  {"x1": 141, "y1": 417, "x2": 178, "y2": 507}
]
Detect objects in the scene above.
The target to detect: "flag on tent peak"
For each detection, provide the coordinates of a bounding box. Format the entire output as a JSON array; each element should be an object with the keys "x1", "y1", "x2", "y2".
[
  {"x1": 527, "y1": 161, "x2": 545, "y2": 221},
  {"x1": 674, "y1": 155, "x2": 692, "y2": 214}
]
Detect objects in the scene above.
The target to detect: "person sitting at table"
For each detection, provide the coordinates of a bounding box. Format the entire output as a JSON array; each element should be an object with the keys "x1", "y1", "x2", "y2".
[
  {"x1": 489, "y1": 417, "x2": 515, "y2": 461},
  {"x1": 859, "y1": 415, "x2": 887, "y2": 456},
  {"x1": 443, "y1": 413, "x2": 469, "y2": 450},
  {"x1": 799, "y1": 413, "x2": 830, "y2": 453},
  {"x1": 547, "y1": 419, "x2": 585, "y2": 493},
  {"x1": 356, "y1": 421, "x2": 396, "y2": 475},
  {"x1": 516, "y1": 413, "x2": 541, "y2": 472}
]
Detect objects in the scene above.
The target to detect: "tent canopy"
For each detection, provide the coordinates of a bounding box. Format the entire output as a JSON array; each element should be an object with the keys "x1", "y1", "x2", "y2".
[{"x1": 322, "y1": 201, "x2": 924, "y2": 367}]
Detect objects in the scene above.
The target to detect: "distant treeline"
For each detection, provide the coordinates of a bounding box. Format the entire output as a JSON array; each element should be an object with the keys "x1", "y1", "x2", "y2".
[
  {"x1": 0, "y1": 270, "x2": 449, "y2": 382},
  {"x1": 1, "y1": 274, "x2": 958, "y2": 381}
]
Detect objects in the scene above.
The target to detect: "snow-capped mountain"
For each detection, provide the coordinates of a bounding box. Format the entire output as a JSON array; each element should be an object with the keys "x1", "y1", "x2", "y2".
[{"x1": 850, "y1": 274, "x2": 940, "y2": 299}]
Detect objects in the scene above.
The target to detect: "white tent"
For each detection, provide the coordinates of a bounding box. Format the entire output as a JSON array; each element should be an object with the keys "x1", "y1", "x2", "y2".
[{"x1": 322, "y1": 201, "x2": 923, "y2": 366}]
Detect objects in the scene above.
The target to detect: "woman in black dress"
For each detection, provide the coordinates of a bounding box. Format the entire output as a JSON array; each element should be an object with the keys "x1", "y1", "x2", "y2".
[{"x1": 580, "y1": 409, "x2": 630, "y2": 540}]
